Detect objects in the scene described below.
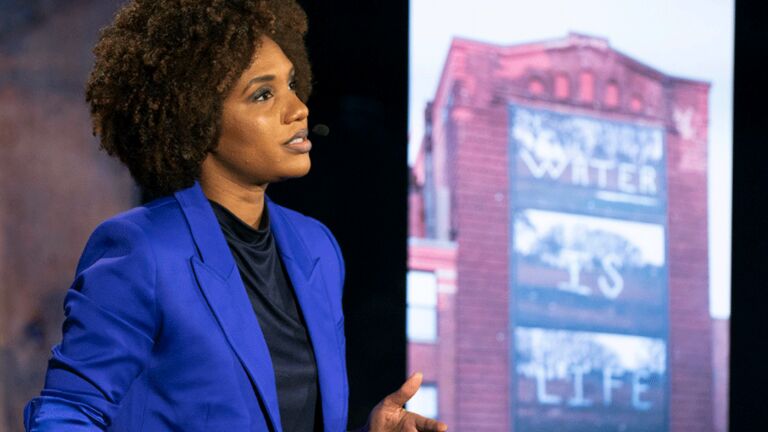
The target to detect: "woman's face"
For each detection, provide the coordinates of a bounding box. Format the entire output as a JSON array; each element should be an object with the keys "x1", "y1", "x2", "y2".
[{"x1": 204, "y1": 36, "x2": 311, "y2": 187}]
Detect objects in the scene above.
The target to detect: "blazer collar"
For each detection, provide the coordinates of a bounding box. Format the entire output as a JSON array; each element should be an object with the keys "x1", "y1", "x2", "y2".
[
  {"x1": 175, "y1": 182, "x2": 319, "y2": 279},
  {"x1": 265, "y1": 194, "x2": 320, "y2": 283},
  {"x1": 175, "y1": 182, "x2": 284, "y2": 430}
]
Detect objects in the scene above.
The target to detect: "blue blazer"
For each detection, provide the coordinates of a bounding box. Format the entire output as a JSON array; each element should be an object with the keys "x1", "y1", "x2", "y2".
[{"x1": 24, "y1": 182, "x2": 348, "y2": 431}]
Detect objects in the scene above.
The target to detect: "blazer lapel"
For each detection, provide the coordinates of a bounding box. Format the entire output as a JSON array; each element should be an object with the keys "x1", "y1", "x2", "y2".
[
  {"x1": 267, "y1": 197, "x2": 347, "y2": 432},
  {"x1": 175, "y1": 183, "x2": 283, "y2": 431}
]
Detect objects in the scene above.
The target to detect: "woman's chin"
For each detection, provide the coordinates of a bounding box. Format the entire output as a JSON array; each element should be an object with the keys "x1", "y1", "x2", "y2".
[{"x1": 274, "y1": 158, "x2": 311, "y2": 182}]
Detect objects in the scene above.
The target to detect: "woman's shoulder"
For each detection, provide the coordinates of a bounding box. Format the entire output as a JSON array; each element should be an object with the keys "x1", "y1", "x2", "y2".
[
  {"x1": 84, "y1": 194, "x2": 190, "y2": 256},
  {"x1": 95, "y1": 194, "x2": 182, "y2": 233}
]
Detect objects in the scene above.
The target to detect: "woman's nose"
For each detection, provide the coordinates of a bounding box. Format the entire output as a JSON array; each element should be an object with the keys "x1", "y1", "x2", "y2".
[{"x1": 284, "y1": 93, "x2": 309, "y2": 124}]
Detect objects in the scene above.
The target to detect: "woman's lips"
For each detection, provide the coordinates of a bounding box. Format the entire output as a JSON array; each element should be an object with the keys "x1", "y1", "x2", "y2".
[{"x1": 283, "y1": 136, "x2": 312, "y2": 153}]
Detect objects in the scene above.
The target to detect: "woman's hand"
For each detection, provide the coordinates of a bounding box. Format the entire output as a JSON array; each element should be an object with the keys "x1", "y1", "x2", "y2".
[{"x1": 364, "y1": 372, "x2": 448, "y2": 432}]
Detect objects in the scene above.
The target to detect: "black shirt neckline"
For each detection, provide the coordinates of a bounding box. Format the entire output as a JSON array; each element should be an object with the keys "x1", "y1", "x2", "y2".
[{"x1": 208, "y1": 199, "x2": 270, "y2": 246}]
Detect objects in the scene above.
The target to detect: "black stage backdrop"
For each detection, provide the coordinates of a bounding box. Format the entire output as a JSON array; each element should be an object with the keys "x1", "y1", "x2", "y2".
[
  {"x1": 268, "y1": 1, "x2": 410, "y2": 428},
  {"x1": 731, "y1": 0, "x2": 768, "y2": 430}
]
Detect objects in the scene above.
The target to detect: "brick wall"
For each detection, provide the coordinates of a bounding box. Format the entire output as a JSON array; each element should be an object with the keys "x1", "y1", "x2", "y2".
[
  {"x1": 712, "y1": 319, "x2": 729, "y2": 432},
  {"x1": 452, "y1": 102, "x2": 511, "y2": 430},
  {"x1": 667, "y1": 79, "x2": 714, "y2": 432}
]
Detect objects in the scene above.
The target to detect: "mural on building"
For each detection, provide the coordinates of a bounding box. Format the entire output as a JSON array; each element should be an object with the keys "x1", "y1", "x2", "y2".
[
  {"x1": 509, "y1": 104, "x2": 669, "y2": 430},
  {"x1": 408, "y1": 33, "x2": 717, "y2": 432}
]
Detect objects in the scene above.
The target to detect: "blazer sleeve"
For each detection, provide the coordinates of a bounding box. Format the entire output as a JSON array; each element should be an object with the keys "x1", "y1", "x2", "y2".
[{"x1": 24, "y1": 218, "x2": 158, "y2": 431}]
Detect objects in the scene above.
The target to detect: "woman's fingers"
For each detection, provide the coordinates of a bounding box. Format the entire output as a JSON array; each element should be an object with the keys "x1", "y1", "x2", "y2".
[
  {"x1": 411, "y1": 412, "x2": 448, "y2": 431},
  {"x1": 371, "y1": 373, "x2": 449, "y2": 432},
  {"x1": 384, "y1": 372, "x2": 423, "y2": 407}
]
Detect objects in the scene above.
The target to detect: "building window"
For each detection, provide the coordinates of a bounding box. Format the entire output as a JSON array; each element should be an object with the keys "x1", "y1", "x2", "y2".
[
  {"x1": 604, "y1": 80, "x2": 620, "y2": 108},
  {"x1": 406, "y1": 383, "x2": 439, "y2": 419},
  {"x1": 407, "y1": 270, "x2": 438, "y2": 343},
  {"x1": 554, "y1": 73, "x2": 570, "y2": 99},
  {"x1": 578, "y1": 71, "x2": 595, "y2": 103},
  {"x1": 528, "y1": 77, "x2": 545, "y2": 96}
]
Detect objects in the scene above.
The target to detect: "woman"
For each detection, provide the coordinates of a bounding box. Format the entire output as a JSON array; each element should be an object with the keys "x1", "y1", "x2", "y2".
[{"x1": 23, "y1": 1, "x2": 447, "y2": 431}]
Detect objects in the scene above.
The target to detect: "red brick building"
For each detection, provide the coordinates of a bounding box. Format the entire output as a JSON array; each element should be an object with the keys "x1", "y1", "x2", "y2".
[{"x1": 408, "y1": 33, "x2": 715, "y2": 431}]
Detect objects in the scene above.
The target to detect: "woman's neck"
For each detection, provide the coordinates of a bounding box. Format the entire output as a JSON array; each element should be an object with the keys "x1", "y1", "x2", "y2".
[{"x1": 199, "y1": 167, "x2": 268, "y2": 228}]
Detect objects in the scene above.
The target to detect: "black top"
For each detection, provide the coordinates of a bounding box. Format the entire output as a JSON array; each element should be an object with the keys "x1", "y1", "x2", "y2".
[{"x1": 209, "y1": 200, "x2": 321, "y2": 432}]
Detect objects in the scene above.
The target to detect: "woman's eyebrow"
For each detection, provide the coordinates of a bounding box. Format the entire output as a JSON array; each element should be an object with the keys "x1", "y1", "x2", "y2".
[
  {"x1": 242, "y1": 74, "x2": 276, "y2": 95},
  {"x1": 240, "y1": 68, "x2": 295, "y2": 95}
]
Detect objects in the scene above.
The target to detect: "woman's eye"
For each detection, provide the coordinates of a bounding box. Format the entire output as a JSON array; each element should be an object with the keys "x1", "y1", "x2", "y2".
[
  {"x1": 289, "y1": 80, "x2": 297, "y2": 91},
  {"x1": 251, "y1": 89, "x2": 273, "y2": 102}
]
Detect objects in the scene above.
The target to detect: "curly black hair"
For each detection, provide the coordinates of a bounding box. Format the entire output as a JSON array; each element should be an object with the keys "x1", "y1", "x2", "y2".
[{"x1": 86, "y1": 0, "x2": 312, "y2": 199}]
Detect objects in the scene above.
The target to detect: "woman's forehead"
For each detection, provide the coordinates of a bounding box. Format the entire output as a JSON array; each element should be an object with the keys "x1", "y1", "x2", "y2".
[{"x1": 244, "y1": 36, "x2": 293, "y2": 76}]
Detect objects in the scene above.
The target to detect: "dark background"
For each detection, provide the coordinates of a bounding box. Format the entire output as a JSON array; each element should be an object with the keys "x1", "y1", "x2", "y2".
[{"x1": 730, "y1": 0, "x2": 768, "y2": 430}]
